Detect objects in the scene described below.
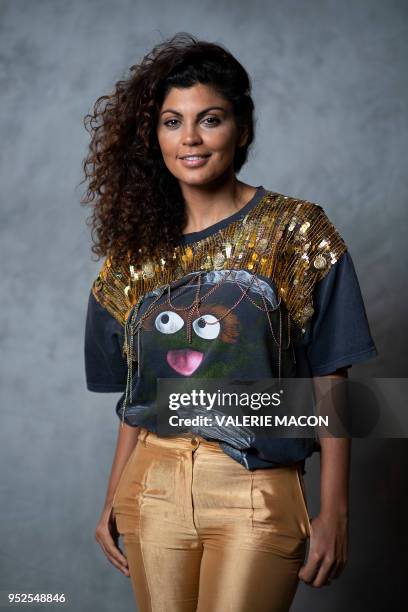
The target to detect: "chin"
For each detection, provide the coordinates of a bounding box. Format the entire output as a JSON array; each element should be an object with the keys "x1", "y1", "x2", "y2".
[
  {"x1": 178, "y1": 169, "x2": 230, "y2": 187},
  {"x1": 181, "y1": 174, "x2": 215, "y2": 185},
  {"x1": 183, "y1": 178, "x2": 222, "y2": 190}
]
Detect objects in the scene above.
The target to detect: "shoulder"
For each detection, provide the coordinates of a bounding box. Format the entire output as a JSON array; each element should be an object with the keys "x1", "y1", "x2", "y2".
[
  {"x1": 261, "y1": 189, "x2": 349, "y2": 328},
  {"x1": 259, "y1": 188, "x2": 347, "y2": 255},
  {"x1": 262, "y1": 188, "x2": 347, "y2": 262},
  {"x1": 262, "y1": 188, "x2": 339, "y2": 228},
  {"x1": 91, "y1": 254, "x2": 134, "y2": 327}
]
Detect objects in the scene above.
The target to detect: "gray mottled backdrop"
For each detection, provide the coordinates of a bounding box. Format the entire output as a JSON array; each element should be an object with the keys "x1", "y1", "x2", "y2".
[{"x1": 1, "y1": 0, "x2": 406, "y2": 610}]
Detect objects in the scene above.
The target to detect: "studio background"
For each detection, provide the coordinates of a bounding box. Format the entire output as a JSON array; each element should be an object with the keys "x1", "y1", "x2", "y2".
[{"x1": 0, "y1": 0, "x2": 406, "y2": 610}]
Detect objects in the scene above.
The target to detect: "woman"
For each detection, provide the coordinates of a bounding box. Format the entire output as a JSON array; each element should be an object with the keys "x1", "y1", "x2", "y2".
[{"x1": 82, "y1": 33, "x2": 378, "y2": 611}]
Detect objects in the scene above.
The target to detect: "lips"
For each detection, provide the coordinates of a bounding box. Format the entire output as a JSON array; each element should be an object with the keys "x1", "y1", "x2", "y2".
[
  {"x1": 167, "y1": 348, "x2": 204, "y2": 376},
  {"x1": 178, "y1": 155, "x2": 211, "y2": 168},
  {"x1": 179, "y1": 154, "x2": 211, "y2": 159}
]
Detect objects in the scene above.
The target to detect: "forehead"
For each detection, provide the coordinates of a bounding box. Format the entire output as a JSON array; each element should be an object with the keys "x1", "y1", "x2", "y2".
[{"x1": 160, "y1": 83, "x2": 230, "y2": 111}]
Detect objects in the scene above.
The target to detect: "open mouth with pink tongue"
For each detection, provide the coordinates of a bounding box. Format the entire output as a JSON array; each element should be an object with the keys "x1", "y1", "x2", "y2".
[{"x1": 166, "y1": 348, "x2": 204, "y2": 376}]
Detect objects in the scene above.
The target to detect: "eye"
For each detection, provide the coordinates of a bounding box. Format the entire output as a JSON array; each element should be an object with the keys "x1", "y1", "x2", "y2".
[
  {"x1": 192, "y1": 314, "x2": 220, "y2": 340},
  {"x1": 203, "y1": 116, "x2": 220, "y2": 126},
  {"x1": 163, "y1": 117, "x2": 221, "y2": 128},
  {"x1": 155, "y1": 311, "x2": 184, "y2": 334},
  {"x1": 164, "y1": 119, "x2": 180, "y2": 128}
]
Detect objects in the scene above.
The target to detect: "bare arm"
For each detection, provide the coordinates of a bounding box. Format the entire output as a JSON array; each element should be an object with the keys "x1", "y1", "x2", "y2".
[
  {"x1": 298, "y1": 367, "x2": 350, "y2": 588},
  {"x1": 95, "y1": 420, "x2": 140, "y2": 577},
  {"x1": 319, "y1": 437, "x2": 350, "y2": 517},
  {"x1": 316, "y1": 368, "x2": 351, "y2": 519},
  {"x1": 102, "y1": 421, "x2": 141, "y2": 513}
]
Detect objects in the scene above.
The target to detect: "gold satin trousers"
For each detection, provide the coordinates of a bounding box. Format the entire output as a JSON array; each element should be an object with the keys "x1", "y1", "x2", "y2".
[{"x1": 112, "y1": 428, "x2": 311, "y2": 612}]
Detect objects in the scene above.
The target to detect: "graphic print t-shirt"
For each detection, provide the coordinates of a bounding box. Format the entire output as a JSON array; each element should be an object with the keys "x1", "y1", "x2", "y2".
[{"x1": 84, "y1": 186, "x2": 378, "y2": 470}]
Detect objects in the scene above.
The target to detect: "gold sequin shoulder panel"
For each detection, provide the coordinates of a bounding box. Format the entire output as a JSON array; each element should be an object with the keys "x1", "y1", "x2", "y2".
[{"x1": 91, "y1": 190, "x2": 347, "y2": 332}]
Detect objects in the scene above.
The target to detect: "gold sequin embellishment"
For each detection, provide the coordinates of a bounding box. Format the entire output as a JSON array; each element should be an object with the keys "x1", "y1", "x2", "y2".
[{"x1": 91, "y1": 190, "x2": 347, "y2": 331}]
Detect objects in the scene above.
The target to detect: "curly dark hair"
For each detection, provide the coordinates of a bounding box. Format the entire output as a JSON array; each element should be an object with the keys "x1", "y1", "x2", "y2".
[{"x1": 80, "y1": 32, "x2": 255, "y2": 266}]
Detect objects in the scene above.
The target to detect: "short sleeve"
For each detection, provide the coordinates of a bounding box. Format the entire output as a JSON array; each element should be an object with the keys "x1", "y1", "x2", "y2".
[
  {"x1": 84, "y1": 290, "x2": 128, "y2": 392},
  {"x1": 303, "y1": 250, "x2": 378, "y2": 376}
]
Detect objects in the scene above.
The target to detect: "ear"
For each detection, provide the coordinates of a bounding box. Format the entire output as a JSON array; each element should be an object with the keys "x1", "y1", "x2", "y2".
[{"x1": 237, "y1": 126, "x2": 249, "y2": 148}]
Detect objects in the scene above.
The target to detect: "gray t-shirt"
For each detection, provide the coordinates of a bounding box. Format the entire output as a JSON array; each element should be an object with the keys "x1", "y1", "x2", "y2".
[{"x1": 84, "y1": 187, "x2": 378, "y2": 472}]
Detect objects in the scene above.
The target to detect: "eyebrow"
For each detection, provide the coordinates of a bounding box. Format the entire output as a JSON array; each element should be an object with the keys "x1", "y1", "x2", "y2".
[{"x1": 160, "y1": 105, "x2": 227, "y2": 117}]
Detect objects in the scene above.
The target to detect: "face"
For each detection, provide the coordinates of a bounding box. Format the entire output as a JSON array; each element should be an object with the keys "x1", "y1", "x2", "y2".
[{"x1": 156, "y1": 83, "x2": 246, "y2": 188}]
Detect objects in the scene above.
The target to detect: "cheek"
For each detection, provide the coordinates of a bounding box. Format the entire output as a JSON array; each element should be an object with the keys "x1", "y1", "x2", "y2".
[
  {"x1": 156, "y1": 131, "x2": 176, "y2": 158},
  {"x1": 210, "y1": 128, "x2": 238, "y2": 154}
]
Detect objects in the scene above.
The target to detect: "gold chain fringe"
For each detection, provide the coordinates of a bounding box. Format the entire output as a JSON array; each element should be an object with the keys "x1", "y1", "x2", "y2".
[{"x1": 92, "y1": 190, "x2": 347, "y2": 334}]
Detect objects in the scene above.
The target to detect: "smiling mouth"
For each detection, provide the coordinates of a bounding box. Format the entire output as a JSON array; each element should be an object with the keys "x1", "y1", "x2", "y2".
[
  {"x1": 179, "y1": 154, "x2": 211, "y2": 160},
  {"x1": 178, "y1": 154, "x2": 212, "y2": 168}
]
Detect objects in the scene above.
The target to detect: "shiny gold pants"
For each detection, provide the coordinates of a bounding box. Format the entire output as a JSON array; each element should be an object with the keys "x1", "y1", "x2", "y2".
[{"x1": 112, "y1": 428, "x2": 311, "y2": 612}]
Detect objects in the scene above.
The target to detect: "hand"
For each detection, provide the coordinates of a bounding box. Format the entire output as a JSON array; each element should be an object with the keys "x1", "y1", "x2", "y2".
[
  {"x1": 298, "y1": 512, "x2": 348, "y2": 588},
  {"x1": 94, "y1": 506, "x2": 130, "y2": 577}
]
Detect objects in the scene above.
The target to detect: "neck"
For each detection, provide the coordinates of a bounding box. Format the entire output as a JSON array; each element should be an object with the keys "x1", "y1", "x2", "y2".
[{"x1": 180, "y1": 172, "x2": 257, "y2": 234}]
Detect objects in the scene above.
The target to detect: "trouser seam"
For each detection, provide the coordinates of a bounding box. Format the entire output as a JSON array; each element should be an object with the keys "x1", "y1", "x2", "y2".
[
  {"x1": 191, "y1": 447, "x2": 198, "y2": 531},
  {"x1": 138, "y1": 534, "x2": 153, "y2": 612},
  {"x1": 250, "y1": 471, "x2": 254, "y2": 531}
]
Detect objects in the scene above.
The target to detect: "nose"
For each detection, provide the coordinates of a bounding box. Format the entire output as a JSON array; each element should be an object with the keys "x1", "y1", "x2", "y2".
[{"x1": 181, "y1": 122, "x2": 203, "y2": 146}]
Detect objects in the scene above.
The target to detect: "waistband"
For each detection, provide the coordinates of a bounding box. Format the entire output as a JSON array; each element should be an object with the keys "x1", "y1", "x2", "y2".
[
  {"x1": 136, "y1": 428, "x2": 304, "y2": 473},
  {"x1": 137, "y1": 427, "x2": 225, "y2": 451}
]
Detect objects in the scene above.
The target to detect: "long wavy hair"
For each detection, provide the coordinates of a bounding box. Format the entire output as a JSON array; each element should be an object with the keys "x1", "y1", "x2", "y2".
[{"x1": 80, "y1": 32, "x2": 255, "y2": 266}]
